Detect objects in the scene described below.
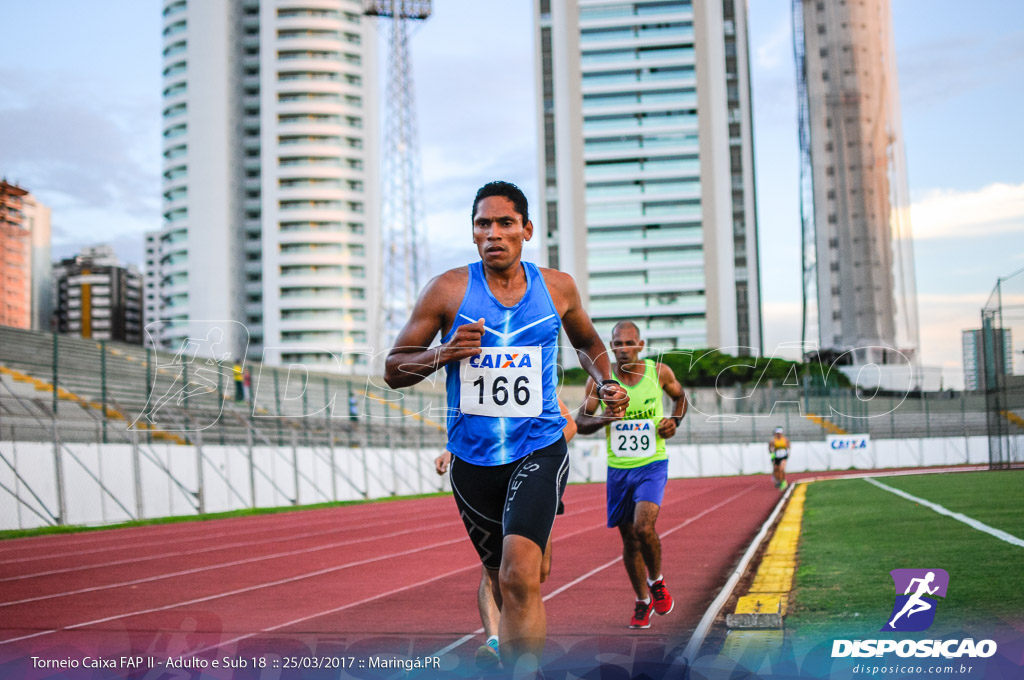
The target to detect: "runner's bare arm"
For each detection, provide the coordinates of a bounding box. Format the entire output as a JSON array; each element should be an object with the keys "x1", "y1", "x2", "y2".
[
  {"x1": 574, "y1": 377, "x2": 611, "y2": 435},
  {"x1": 656, "y1": 362, "x2": 688, "y2": 439},
  {"x1": 544, "y1": 269, "x2": 629, "y2": 412},
  {"x1": 384, "y1": 271, "x2": 482, "y2": 388},
  {"x1": 558, "y1": 398, "x2": 578, "y2": 443}
]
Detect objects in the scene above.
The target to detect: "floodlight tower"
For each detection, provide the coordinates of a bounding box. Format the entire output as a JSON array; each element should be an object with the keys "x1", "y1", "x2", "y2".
[{"x1": 364, "y1": 0, "x2": 431, "y2": 346}]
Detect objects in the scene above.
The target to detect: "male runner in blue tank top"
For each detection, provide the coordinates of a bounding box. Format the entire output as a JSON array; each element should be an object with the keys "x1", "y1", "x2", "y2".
[{"x1": 385, "y1": 181, "x2": 628, "y2": 670}]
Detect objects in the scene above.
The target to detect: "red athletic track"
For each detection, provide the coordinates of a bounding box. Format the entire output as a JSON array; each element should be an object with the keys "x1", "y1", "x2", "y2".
[{"x1": 0, "y1": 473, "x2": 820, "y2": 677}]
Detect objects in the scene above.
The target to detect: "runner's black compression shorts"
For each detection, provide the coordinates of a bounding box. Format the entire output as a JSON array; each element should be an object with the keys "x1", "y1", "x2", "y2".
[{"x1": 450, "y1": 436, "x2": 568, "y2": 570}]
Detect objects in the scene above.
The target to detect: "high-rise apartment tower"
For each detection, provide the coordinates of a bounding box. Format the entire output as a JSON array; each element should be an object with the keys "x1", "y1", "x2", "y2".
[
  {"x1": 149, "y1": 0, "x2": 380, "y2": 370},
  {"x1": 534, "y1": 0, "x2": 762, "y2": 354},
  {"x1": 0, "y1": 179, "x2": 51, "y2": 331},
  {"x1": 962, "y1": 327, "x2": 1013, "y2": 392},
  {"x1": 795, "y1": 0, "x2": 919, "y2": 365}
]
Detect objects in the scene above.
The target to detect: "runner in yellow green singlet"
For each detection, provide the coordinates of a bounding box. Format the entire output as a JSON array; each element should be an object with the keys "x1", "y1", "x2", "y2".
[
  {"x1": 604, "y1": 358, "x2": 667, "y2": 469},
  {"x1": 576, "y1": 321, "x2": 688, "y2": 629}
]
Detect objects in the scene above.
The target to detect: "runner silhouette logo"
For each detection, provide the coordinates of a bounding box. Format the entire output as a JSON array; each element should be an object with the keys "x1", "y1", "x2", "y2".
[{"x1": 882, "y1": 568, "x2": 949, "y2": 632}]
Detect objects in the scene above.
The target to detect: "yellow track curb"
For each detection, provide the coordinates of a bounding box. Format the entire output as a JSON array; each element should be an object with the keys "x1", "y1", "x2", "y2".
[{"x1": 726, "y1": 483, "x2": 807, "y2": 628}]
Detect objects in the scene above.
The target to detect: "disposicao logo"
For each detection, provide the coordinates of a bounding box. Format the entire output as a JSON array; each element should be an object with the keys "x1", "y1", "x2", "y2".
[
  {"x1": 831, "y1": 568, "x2": 997, "y2": 659},
  {"x1": 883, "y1": 568, "x2": 948, "y2": 632}
]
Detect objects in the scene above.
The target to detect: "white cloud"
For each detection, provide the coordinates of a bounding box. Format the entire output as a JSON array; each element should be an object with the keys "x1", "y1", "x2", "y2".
[
  {"x1": 755, "y1": 15, "x2": 792, "y2": 71},
  {"x1": 755, "y1": 293, "x2": 1023, "y2": 390},
  {"x1": 909, "y1": 182, "x2": 1024, "y2": 240},
  {"x1": 913, "y1": 292, "x2": 1024, "y2": 390},
  {"x1": 914, "y1": 293, "x2": 985, "y2": 390}
]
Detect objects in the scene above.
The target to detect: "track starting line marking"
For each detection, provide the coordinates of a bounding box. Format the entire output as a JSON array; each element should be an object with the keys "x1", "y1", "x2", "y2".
[{"x1": 864, "y1": 477, "x2": 1024, "y2": 548}]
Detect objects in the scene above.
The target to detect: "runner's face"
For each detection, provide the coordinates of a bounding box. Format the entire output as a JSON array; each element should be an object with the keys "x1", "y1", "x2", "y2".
[
  {"x1": 473, "y1": 196, "x2": 532, "y2": 271},
  {"x1": 610, "y1": 326, "x2": 644, "y2": 366}
]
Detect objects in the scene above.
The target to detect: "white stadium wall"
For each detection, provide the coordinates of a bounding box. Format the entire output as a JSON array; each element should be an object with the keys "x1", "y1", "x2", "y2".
[{"x1": 0, "y1": 436, "x2": 998, "y2": 531}]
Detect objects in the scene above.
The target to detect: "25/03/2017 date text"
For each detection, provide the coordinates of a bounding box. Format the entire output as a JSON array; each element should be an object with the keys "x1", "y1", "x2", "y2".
[{"x1": 251, "y1": 656, "x2": 443, "y2": 671}]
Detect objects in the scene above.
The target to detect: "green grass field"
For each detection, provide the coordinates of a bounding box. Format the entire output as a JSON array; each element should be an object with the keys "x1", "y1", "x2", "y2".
[{"x1": 788, "y1": 470, "x2": 1024, "y2": 640}]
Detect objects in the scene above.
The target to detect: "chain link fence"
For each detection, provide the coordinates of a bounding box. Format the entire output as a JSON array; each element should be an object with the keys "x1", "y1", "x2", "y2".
[
  {"x1": 0, "y1": 323, "x2": 1004, "y2": 531},
  {"x1": 980, "y1": 268, "x2": 1024, "y2": 468}
]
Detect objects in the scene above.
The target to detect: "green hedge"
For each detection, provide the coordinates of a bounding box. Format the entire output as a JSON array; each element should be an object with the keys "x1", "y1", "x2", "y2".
[{"x1": 560, "y1": 348, "x2": 852, "y2": 389}]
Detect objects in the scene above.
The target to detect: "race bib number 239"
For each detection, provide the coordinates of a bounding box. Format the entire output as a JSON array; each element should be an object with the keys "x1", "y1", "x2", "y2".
[
  {"x1": 460, "y1": 346, "x2": 543, "y2": 418},
  {"x1": 612, "y1": 419, "x2": 655, "y2": 456}
]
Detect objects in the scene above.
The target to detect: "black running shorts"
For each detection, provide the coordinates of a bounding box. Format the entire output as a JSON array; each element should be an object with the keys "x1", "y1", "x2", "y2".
[{"x1": 449, "y1": 436, "x2": 569, "y2": 570}]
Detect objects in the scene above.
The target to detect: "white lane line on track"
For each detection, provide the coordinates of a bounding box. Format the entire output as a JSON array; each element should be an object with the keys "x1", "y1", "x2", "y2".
[
  {"x1": 432, "y1": 633, "x2": 482, "y2": 659},
  {"x1": 542, "y1": 486, "x2": 752, "y2": 601},
  {"x1": 677, "y1": 481, "x2": 795, "y2": 667},
  {"x1": 0, "y1": 505, "x2": 451, "y2": 566},
  {"x1": 0, "y1": 501, "x2": 412, "y2": 556},
  {"x1": 0, "y1": 521, "x2": 461, "y2": 609},
  {"x1": 194, "y1": 510, "x2": 620, "y2": 657},
  {"x1": 0, "y1": 509, "x2": 452, "y2": 582},
  {"x1": 191, "y1": 561, "x2": 484, "y2": 656},
  {"x1": 0, "y1": 500, "x2": 607, "y2": 604},
  {"x1": 7, "y1": 492, "x2": 454, "y2": 546},
  {"x1": 434, "y1": 485, "x2": 755, "y2": 658},
  {"x1": 0, "y1": 485, "x2": 680, "y2": 650},
  {"x1": 676, "y1": 466, "x2": 994, "y2": 668},
  {"x1": 0, "y1": 536, "x2": 467, "y2": 647},
  {"x1": 3, "y1": 484, "x2": 704, "y2": 652},
  {"x1": 864, "y1": 477, "x2": 1024, "y2": 547},
  {"x1": 0, "y1": 500, "x2": 609, "y2": 642}
]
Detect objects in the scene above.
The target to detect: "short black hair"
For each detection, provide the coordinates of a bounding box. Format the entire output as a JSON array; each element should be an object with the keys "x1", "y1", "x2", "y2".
[
  {"x1": 611, "y1": 320, "x2": 641, "y2": 338},
  {"x1": 472, "y1": 181, "x2": 529, "y2": 225}
]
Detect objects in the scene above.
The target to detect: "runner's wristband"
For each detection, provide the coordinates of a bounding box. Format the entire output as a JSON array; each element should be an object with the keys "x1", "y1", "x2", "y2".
[{"x1": 597, "y1": 379, "x2": 621, "y2": 396}]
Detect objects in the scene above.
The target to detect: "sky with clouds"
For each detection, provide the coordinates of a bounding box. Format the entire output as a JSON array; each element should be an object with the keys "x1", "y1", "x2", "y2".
[{"x1": 1, "y1": 0, "x2": 1022, "y2": 388}]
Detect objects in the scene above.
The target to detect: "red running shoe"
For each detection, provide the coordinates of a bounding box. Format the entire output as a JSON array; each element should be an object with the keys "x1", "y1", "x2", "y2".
[
  {"x1": 629, "y1": 599, "x2": 653, "y2": 628},
  {"x1": 649, "y1": 578, "x2": 675, "y2": 615}
]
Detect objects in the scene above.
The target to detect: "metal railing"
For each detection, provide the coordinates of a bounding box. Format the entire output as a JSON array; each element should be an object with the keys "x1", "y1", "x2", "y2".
[
  {"x1": 981, "y1": 268, "x2": 1024, "y2": 468},
  {"x1": 0, "y1": 324, "x2": 1004, "y2": 531}
]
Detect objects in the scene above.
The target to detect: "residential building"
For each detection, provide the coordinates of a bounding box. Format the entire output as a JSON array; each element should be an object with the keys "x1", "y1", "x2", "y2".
[
  {"x1": 25, "y1": 193, "x2": 52, "y2": 331},
  {"x1": 148, "y1": 0, "x2": 380, "y2": 370},
  {"x1": 143, "y1": 232, "x2": 160, "y2": 336},
  {"x1": 963, "y1": 327, "x2": 1013, "y2": 392},
  {"x1": 534, "y1": 0, "x2": 762, "y2": 355},
  {"x1": 53, "y1": 245, "x2": 144, "y2": 344},
  {"x1": 0, "y1": 179, "x2": 51, "y2": 331},
  {"x1": 796, "y1": 0, "x2": 919, "y2": 367}
]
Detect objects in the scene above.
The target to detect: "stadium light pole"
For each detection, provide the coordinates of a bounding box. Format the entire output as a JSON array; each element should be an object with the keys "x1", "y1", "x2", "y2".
[{"x1": 363, "y1": 0, "x2": 431, "y2": 348}]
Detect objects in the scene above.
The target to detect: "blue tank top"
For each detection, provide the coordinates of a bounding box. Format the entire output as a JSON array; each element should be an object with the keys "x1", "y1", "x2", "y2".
[{"x1": 442, "y1": 261, "x2": 566, "y2": 466}]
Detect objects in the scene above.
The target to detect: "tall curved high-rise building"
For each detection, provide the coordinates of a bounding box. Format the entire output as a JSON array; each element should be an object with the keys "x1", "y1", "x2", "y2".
[
  {"x1": 795, "y1": 0, "x2": 919, "y2": 371},
  {"x1": 148, "y1": 0, "x2": 380, "y2": 371}
]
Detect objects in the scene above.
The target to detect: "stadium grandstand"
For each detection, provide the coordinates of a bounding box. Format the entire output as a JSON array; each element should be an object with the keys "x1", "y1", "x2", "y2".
[{"x1": 0, "y1": 324, "x2": 1011, "y2": 531}]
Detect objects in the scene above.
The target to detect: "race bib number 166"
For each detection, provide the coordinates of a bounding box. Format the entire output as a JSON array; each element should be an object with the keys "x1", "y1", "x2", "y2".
[{"x1": 460, "y1": 346, "x2": 543, "y2": 418}]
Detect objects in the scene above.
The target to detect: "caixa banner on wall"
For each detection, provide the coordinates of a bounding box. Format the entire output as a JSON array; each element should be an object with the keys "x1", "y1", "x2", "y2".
[{"x1": 827, "y1": 434, "x2": 871, "y2": 452}]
